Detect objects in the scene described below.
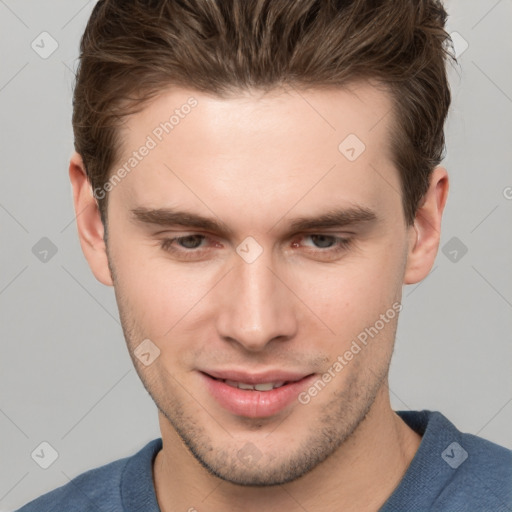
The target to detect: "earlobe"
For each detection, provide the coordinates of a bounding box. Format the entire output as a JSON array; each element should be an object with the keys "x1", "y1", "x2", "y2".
[
  {"x1": 69, "y1": 152, "x2": 114, "y2": 287},
  {"x1": 403, "y1": 167, "x2": 449, "y2": 285}
]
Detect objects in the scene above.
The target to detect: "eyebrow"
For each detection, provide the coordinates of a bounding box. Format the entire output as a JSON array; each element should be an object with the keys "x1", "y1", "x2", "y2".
[{"x1": 130, "y1": 205, "x2": 378, "y2": 236}]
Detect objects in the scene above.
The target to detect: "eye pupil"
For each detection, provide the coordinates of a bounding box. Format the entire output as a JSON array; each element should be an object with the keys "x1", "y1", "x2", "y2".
[
  {"x1": 178, "y1": 235, "x2": 204, "y2": 249},
  {"x1": 311, "y1": 234, "x2": 334, "y2": 248}
]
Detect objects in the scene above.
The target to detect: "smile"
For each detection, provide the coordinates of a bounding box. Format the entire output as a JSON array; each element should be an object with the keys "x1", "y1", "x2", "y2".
[
  {"x1": 200, "y1": 371, "x2": 316, "y2": 418},
  {"x1": 223, "y1": 380, "x2": 287, "y2": 390}
]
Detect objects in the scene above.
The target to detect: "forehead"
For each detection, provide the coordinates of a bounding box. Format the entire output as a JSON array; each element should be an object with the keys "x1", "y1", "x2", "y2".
[
  {"x1": 110, "y1": 82, "x2": 401, "y2": 229},
  {"x1": 118, "y1": 81, "x2": 394, "y2": 156}
]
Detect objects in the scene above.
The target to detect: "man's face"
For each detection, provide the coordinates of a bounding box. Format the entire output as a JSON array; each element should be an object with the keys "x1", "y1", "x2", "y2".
[{"x1": 104, "y1": 83, "x2": 413, "y2": 485}]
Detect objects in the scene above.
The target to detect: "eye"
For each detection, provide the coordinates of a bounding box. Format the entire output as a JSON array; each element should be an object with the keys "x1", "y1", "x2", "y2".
[
  {"x1": 160, "y1": 234, "x2": 208, "y2": 253},
  {"x1": 305, "y1": 234, "x2": 341, "y2": 249},
  {"x1": 159, "y1": 233, "x2": 353, "y2": 262},
  {"x1": 298, "y1": 234, "x2": 352, "y2": 251}
]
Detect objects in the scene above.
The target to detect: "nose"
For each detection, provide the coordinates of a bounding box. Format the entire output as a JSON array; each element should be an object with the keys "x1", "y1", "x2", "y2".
[{"x1": 215, "y1": 252, "x2": 298, "y2": 352}]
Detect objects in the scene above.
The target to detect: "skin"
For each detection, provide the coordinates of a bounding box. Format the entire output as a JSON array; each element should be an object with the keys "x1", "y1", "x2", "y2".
[{"x1": 69, "y1": 82, "x2": 449, "y2": 511}]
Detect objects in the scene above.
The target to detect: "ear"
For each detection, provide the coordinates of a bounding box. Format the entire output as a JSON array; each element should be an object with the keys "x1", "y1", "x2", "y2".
[
  {"x1": 68, "y1": 152, "x2": 114, "y2": 286},
  {"x1": 403, "y1": 166, "x2": 449, "y2": 285}
]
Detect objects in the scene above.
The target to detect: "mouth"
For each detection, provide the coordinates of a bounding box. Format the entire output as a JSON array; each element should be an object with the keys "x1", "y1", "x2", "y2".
[
  {"x1": 220, "y1": 379, "x2": 289, "y2": 391},
  {"x1": 199, "y1": 370, "x2": 316, "y2": 418}
]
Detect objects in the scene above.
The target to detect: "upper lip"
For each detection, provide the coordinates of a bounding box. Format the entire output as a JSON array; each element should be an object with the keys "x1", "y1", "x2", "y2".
[{"x1": 201, "y1": 369, "x2": 313, "y2": 384}]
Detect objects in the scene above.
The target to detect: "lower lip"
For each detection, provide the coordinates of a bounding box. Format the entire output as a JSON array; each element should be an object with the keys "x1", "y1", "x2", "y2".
[{"x1": 200, "y1": 372, "x2": 316, "y2": 418}]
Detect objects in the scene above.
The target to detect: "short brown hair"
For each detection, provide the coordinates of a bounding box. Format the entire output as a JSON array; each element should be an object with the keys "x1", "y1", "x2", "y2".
[{"x1": 73, "y1": 0, "x2": 455, "y2": 228}]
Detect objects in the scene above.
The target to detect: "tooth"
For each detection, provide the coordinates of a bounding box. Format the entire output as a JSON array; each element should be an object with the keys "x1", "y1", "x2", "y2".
[
  {"x1": 222, "y1": 380, "x2": 287, "y2": 391},
  {"x1": 254, "y1": 382, "x2": 274, "y2": 391},
  {"x1": 238, "y1": 382, "x2": 256, "y2": 390}
]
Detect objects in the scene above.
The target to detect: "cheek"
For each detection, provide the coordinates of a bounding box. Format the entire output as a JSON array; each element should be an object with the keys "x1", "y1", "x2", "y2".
[
  {"x1": 111, "y1": 240, "x2": 217, "y2": 338},
  {"x1": 296, "y1": 244, "x2": 404, "y2": 322}
]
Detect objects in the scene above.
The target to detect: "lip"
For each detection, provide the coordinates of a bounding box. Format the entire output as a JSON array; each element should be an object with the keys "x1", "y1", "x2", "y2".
[
  {"x1": 199, "y1": 370, "x2": 316, "y2": 418},
  {"x1": 203, "y1": 369, "x2": 311, "y2": 385}
]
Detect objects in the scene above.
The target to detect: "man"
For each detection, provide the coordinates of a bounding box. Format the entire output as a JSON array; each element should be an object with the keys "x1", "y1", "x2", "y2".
[{"x1": 17, "y1": 0, "x2": 511, "y2": 510}]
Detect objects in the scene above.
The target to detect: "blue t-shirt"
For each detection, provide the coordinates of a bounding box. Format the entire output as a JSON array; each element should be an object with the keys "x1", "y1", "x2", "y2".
[{"x1": 16, "y1": 410, "x2": 512, "y2": 511}]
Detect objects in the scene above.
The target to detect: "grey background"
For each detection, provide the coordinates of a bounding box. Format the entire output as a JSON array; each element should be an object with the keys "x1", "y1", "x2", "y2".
[{"x1": 1, "y1": 0, "x2": 511, "y2": 510}]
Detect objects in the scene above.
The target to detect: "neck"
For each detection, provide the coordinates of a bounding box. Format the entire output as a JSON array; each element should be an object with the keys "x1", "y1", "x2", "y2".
[{"x1": 153, "y1": 384, "x2": 422, "y2": 512}]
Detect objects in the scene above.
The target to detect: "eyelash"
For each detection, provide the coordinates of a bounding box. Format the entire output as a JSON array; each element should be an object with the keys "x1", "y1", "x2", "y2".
[{"x1": 159, "y1": 234, "x2": 353, "y2": 260}]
